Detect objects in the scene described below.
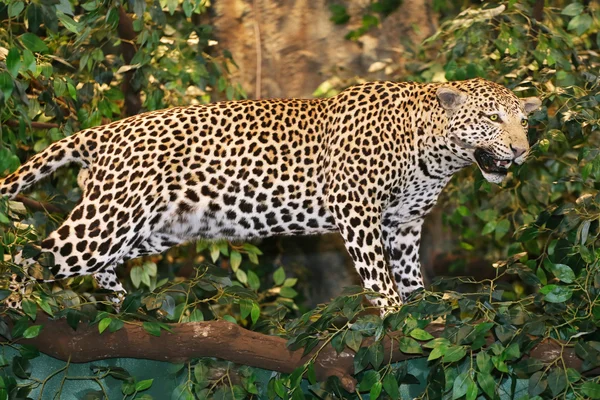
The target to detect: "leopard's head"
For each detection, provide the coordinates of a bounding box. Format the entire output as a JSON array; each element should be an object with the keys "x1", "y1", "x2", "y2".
[{"x1": 437, "y1": 79, "x2": 541, "y2": 184}]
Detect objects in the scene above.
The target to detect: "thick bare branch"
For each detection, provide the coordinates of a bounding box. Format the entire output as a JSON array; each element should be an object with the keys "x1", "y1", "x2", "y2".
[{"x1": 3, "y1": 314, "x2": 591, "y2": 392}]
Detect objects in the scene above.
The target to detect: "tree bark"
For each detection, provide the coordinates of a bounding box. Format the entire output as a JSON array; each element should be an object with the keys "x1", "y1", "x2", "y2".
[
  {"x1": 4, "y1": 314, "x2": 590, "y2": 393},
  {"x1": 117, "y1": 6, "x2": 142, "y2": 116}
]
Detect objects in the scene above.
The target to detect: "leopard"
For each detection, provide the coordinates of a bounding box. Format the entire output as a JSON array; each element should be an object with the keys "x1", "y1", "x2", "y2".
[{"x1": 0, "y1": 78, "x2": 541, "y2": 313}]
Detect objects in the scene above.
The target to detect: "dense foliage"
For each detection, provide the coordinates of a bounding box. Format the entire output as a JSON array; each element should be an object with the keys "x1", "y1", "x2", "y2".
[{"x1": 0, "y1": 0, "x2": 600, "y2": 399}]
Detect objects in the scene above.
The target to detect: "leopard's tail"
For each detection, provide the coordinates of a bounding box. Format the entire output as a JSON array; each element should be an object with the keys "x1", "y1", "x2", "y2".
[{"x1": 0, "y1": 133, "x2": 89, "y2": 199}]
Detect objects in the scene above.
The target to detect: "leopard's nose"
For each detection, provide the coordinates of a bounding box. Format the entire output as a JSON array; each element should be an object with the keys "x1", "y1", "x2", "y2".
[{"x1": 510, "y1": 144, "x2": 527, "y2": 158}]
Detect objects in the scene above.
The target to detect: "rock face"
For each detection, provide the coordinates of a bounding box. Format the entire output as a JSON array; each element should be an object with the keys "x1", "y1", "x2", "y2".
[
  {"x1": 212, "y1": 0, "x2": 438, "y2": 99},
  {"x1": 210, "y1": 0, "x2": 439, "y2": 305}
]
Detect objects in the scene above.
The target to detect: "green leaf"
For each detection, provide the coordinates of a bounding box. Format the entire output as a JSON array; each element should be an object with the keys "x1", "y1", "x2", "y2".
[
  {"x1": 398, "y1": 337, "x2": 423, "y2": 354},
  {"x1": 273, "y1": 267, "x2": 285, "y2": 286},
  {"x1": 144, "y1": 261, "x2": 157, "y2": 277},
  {"x1": 122, "y1": 381, "x2": 135, "y2": 395},
  {"x1": 329, "y1": 4, "x2": 350, "y2": 24},
  {"x1": 6, "y1": 48, "x2": 21, "y2": 77},
  {"x1": 551, "y1": 263, "x2": 576, "y2": 283},
  {"x1": 109, "y1": 319, "x2": 124, "y2": 333},
  {"x1": 130, "y1": 266, "x2": 143, "y2": 288},
  {"x1": 427, "y1": 346, "x2": 445, "y2": 361},
  {"x1": 143, "y1": 322, "x2": 161, "y2": 337},
  {"x1": 562, "y1": 2, "x2": 584, "y2": 16},
  {"x1": 21, "y1": 299, "x2": 37, "y2": 321},
  {"x1": 20, "y1": 33, "x2": 48, "y2": 53},
  {"x1": 354, "y1": 347, "x2": 370, "y2": 374},
  {"x1": 410, "y1": 328, "x2": 434, "y2": 341},
  {"x1": 291, "y1": 388, "x2": 305, "y2": 400},
  {"x1": 247, "y1": 270, "x2": 260, "y2": 291},
  {"x1": 369, "y1": 342, "x2": 385, "y2": 369},
  {"x1": 242, "y1": 243, "x2": 263, "y2": 255},
  {"x1": 580, "y1": 220, "x2": 591, "y2": 245},
  {"x1": 37, "y1": 298, "x2": 53, "y2": 317},
  {"x1": 239, "y1": 299, "x2": 252, "y2": 319},
  {"x1": 566, "y1": 368, "x2": 581, "y2": 383},
  {"x1": 22, "y1": 49, "x2": 36, "y2": 72},
  {"x1": 189, "y1": 309, "x2": 204, "y2": 322},
  {"x1": 250, "y1": 302, "x2": 260, "y2": 324},
  {"x1": 247, "y1": 252, "x2": 259, "y2": 264},
  {"x1": 22, "y1": 325, "x2": 42, "y2": 339},
  {"x1": 12, "y1": 356, "x2": 31, "y2": 379},
  {"x1": 209, "y1": 243, "x2": 220, "y2": 263},
  {"x1": 453, "y1": 372, "x2": 470, "y2": 399},
  {"x1": 359, "y1": 370, "x2": 380, "y2": 391},
  {"x1": 280, "y1": 287, "x2": 297, "y2": 298},
  {"x1": 528, "y1": 371, "x2": 547, "y2": 396},
  {"x1": 443, "y1": 346, "x2": 467, "y2": 363},
  {"x1": 370, "y1": 381, "x2": 382, "y2": 400},
  {"x1": 504, "y1": 342, "x2": 521, "y2": 360},
  {"x1": 230, "y1": 251, "x2": 242, "y2": 272},
  {"x1": 466, "y1": 378, "x2": 478, "y2": 400},
  {"x1": 383, "y1": 373, "x2": 400, "y2": 399},
  {"x1": 167, "y1": 0, "x2": 177, "y2": 15},
  {"x1": 98, "y1": 317, "x2": 111, "y2": 334},
  {"x1": 0, "y1": 72, "x2": 14, "y2": 99},
  {"x1": 19, "y1": 344, "x2": 40, "y2": 360},
  {"x1": 135, "y1": 379, "x2": 153, "y2": 392},
  {"x1": 305, "y1": 361, "x2": 317, "y2": 385},
  {"x1": 548, "y1": 368, "x2": 567, "y2": 397},
  {"x1": 582, "y1": 382, "x2": 600, "y2": 399},
  {"x1": 182, "y1": 0, "x2": 192, "y2": 17},
  {"x1": 481, "y1": 220, "x2": 496, "y2": 235},
  {"x1": 235, "y1": 268, "x2": 247, "y2": 284},
  {"x1": 8, "y1": 1, "x2": 24, "y2": 18},
  {"x1": 540, "y1": 285, "x2": 573, "y2": 303},
  {"x1": 66, "y1": 309, "x2": 81, "y2": 330},
  {"x1": 477, "y1": 372, "x2": 496, "y2": 399},
  {"x1": 568, "y1": 13, "x2": 592, "y2": 36},
  {"x1": 495, "y1": 219, "x2": 510, "y2": 240},
  {"x1": 345, "y1": 331, "x2": 363, "y2": 352},
  {"x1": 57, "y1": 11, "x2": 80, "y2": 33},
  {"x1": 283, "y1": 278, "x2": 297, "y2": 287}
]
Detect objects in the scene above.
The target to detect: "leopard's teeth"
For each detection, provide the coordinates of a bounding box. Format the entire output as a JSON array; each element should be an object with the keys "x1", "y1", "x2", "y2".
[{"x1": 495, "y1": 159, "x2": 512, "y2": 168}]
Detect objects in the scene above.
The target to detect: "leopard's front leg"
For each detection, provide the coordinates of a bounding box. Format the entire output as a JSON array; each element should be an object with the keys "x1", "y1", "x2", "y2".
[
  {"x1": 382, "y1": 217, "x2": 425, "y2": 301},
  {"x1": 330, "y1": 202, "x2": 402, "y2": 314}
]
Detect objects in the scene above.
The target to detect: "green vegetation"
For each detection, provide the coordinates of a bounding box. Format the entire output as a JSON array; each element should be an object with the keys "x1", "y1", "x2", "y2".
[{"x1": 1, "y1": 0, "x2": 600, "y2": 399}]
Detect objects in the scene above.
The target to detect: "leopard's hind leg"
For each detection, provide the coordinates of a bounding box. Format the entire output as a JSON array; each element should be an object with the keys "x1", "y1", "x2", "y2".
[
  {"x1": 93, "y1": 233, "x2": 183, "y2": 310},
  {"x1": 14, "y1": 194, "x2": 158, "y2": 302},
  {"x1": 93, "y1": 266, "x2": 126, "y2": 310}
]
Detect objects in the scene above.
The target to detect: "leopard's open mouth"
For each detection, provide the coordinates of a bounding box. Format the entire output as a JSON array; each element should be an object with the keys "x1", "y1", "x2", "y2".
[{"x1": 474, "y1": 148, "x2": 512, "y2": 175}]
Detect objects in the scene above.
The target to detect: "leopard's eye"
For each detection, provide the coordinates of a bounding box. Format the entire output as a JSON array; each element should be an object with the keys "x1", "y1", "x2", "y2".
[
  {"x1": 488, "y1": 114, "x2": 499, "y2": 121},
  {"x1": 521, "y1": 118, "x2": 528, "y2": 127}
]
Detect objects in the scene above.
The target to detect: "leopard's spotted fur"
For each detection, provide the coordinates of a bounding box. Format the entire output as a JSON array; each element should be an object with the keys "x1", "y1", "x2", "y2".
[{"x1": 0, "y1": 79, "x2": 541, "y2": 312}]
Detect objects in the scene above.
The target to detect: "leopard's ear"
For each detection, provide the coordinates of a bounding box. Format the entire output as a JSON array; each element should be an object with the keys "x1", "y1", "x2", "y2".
[
  {"x1": 436, "y1": 86, "x2": 467, "y2": 111},
  {"x1": 521, "y1": 97, "x2": 542, "y2": 115}
]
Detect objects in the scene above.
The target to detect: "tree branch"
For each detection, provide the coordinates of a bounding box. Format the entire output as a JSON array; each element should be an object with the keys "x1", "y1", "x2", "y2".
[
  {"x1": 118, "y1": 6, "x2": 142, "y2": 116},
  {"x1": 14, "y1": 195, "x2": 64, "y2": 214},
  {"x1": 4, "y1": 121, "x2": 60, "y2": 130},
  {"x1": 3, "y1": 314, "x2": 592, "y2": 392}
]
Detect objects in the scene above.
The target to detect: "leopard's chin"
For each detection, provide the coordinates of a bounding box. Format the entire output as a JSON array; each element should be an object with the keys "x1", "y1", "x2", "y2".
[{"x1": 480, "y1": 170, "x2": 508, "y2": 184}]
